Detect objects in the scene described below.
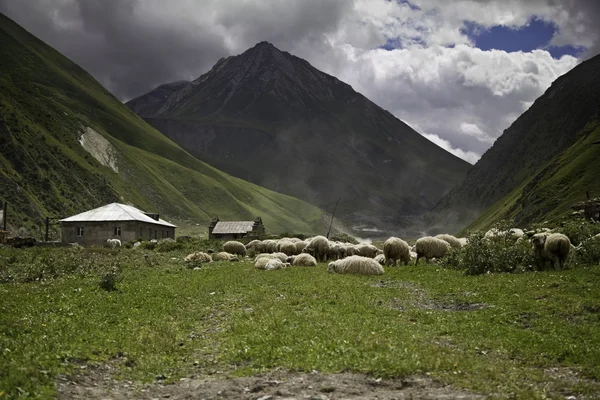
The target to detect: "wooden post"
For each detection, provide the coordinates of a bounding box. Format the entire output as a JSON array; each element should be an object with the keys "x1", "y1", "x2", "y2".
[
  {"x1": 45, "y1": 216, "x2": 49, "y2": 242},
  {"x1": 326, "y1": 197, "x2": 341, "y2": 239}
]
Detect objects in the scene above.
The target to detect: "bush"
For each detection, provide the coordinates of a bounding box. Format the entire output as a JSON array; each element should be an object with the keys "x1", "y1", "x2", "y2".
[
  {"x1": 442, "y1": 231, "x2": 536, "y2": 275},
  {"x1": 574, "y1": 236, "x2": 600, "y2": 266},
  {"x1": 330, "y1": 233, "x2": 358, "y2": 244},
  {"x1": 155, "y1": 239, "x2": 184, "y2": 253},
  {"x1": 557, "y1": 220, "x2": 600, "y2": 246}
]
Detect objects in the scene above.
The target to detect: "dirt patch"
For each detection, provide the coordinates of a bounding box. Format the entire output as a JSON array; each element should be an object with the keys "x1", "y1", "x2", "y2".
[
  {"x1": 372, "y1": 280, "x2": 489, "y2": 312},
  {"x1": 57, "y1": 368, "x2": 486, "y2": 400},
  {"x1": 79, "y1": 126, "x2": 119, "y2": 173}
]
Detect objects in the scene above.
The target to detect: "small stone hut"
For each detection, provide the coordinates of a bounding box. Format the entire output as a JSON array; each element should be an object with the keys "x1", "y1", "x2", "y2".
[
  {"x1": 208, "y1": 217, "x2": 264, "y2": 240},
  {"x1": 60, "y1": 203, "x2": 176, "y2": 246}
]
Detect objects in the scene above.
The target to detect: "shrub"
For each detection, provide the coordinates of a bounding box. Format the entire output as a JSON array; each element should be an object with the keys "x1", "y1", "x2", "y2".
[
  {"x1": 330, "y1": 233, "x2": 358, "y2": 244},
  {"x1": 557, "y1": 220, "x2": 600, "y2": 246},
  {"x1": 155, "y1": 240, "x2": 184, "y2": 253},
  {"x1": 442, "y1": 231, "x2": 536, "y2": 275}
]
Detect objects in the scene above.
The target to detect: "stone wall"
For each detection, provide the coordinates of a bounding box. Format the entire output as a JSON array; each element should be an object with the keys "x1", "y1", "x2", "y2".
[{"x1": 61, "y1": 221, "x2": 175, "y2": 246}]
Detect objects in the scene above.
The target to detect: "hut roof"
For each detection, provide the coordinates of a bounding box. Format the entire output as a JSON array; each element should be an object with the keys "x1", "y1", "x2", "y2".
[
  {"x1": 60, "y1": 203, "x2": 176, "y2": 227},
  {"x1": 212, "y1": 221, "x2": 256, "y2": 234}
]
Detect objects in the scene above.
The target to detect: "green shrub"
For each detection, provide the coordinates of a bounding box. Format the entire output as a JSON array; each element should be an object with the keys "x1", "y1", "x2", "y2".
[
  {"x1": 442, "y1": 231, "x2": 536, "y2": 275},
  {"x1": 330, "y1": 232, "x2": 358, "y2": 244},
  {"x1": 155, "y1": 240, "x2": 184, "y2": 253},
  {"x1": 556, "y1": 220, "x2": 600, "y2": 246}
]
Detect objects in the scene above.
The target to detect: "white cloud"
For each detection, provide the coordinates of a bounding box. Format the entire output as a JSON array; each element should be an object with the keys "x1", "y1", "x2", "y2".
[{"x1": 422, "y1": 133, "x2": 481, "y2": 164}]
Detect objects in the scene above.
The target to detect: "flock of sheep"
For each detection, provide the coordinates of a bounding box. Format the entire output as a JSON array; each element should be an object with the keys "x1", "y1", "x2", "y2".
[{"x1": 182, "y1": 226, "x2": 598, "y2": 275}]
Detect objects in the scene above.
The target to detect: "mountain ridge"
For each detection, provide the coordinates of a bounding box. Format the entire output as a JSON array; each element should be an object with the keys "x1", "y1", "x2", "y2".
[{"x1": 127, "y1": 41, "x2": 471, "y2": 236}]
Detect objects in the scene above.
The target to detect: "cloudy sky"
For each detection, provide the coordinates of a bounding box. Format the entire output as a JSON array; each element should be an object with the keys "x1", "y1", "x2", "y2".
[{"x1": 1, "y1": 0, "x2": 599, "y2": 164}]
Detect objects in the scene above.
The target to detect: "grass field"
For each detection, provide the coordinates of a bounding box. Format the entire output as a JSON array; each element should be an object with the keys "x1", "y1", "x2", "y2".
[{"x1": 1, "y1": 244, "x2": 600, "y2": 399}]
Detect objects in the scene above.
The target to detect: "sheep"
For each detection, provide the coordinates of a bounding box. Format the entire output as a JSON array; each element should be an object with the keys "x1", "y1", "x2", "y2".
[
  {"x1": 457, "y1": 237, "x2": 468, "y2": 247},
  {"x1": 435, "y1": 234, "x2": 462, "y2": 249},
  {"x1": 223, "y1": 241, "x2": 246, "y2": 257},
  {"x1": 212, "y1": 251, "x2": 237, "y2": 262},
  {"x1": 294, "y1": 240, "x2": 308, "y2": 254},
  {"x1": 328, "y1": 255, "x2": 384, "y2": 276},
  {"x1": 184, "y1": 252, "x2": 212, "y2": 263},
  {"x1": 327, "y1": 242, "x2": 346, "y2": 260},
  {"x1": 255, "y1": 258, "x2": 289, "y2": 271},
  {"x1": 107, "y1": 239, "x2": 121, "y2": 249},
  {"x1": 254, "y1": 252, "x2": 288, "y2": 262},
  {"x1": 278, "y1": 240, "x2": 298, "y2": 256},
  {"x1": 356, "y1": 244, "x2": 379, "y2": 258},
  {"x1": 263, "y1": 239, "x2": 278, "y2": 253},
  {"x1": 287, "y1": 253, "x2": 318, "y2": 267},
  {"x1": 344, "y1": 245, "x2": 360, "y2": 257},
  {"x1": 415, "y1": 237, "x2": 451, "y2": 264},
  {"x1": 531, "y1": 232, "x2": 571, "y2": 270},
  {"x1": 374, "y1": 253, "x2": 386, "y2": 265},
  {"x1": 302, "y1": 235, "x2": 330, "y2": 262},
  {"x1": 383, "y1": 237, "x2": 410, "y2": 266},
  {"x1": 245, "y1": 239, "x2": 261, "y2": 255}
]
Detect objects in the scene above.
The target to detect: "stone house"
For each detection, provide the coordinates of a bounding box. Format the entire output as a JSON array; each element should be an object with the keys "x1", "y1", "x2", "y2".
[
  {"x1": 208, "y1": 217, "x2": 264, "y2": 240},
  {"x1": 60, "y1": 203, "x2": 176, "y2": 246}
]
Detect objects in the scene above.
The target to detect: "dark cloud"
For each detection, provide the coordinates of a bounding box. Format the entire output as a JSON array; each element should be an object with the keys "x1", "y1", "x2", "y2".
[{"x1": 0, "y1": 0, "x2": 352, "y2": 100}]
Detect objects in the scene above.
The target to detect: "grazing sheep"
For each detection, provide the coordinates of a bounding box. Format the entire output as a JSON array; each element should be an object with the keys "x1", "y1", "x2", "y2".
[
  {"x1": 328, "y1": 255, "x2": 384, "y2": 276},
  {"x1": 212, "y1": 251, "x2": 237, "y2": 261},
  {"x1": 245, "y1": 240, "x2": 261, "y2": 255},
  {"x1": 302, "y1": 235, "x2": 330, "y2": 262},
  {"x1": 409, "y1": 250, "x2": 418, "y2": 260},
  {"x1": 278, "y1": 240, "x2": 298, "y2": 256},
  {"x1": 263, "y1": 239, "x2": 278, "y2": 253},
  {"x1": 327, "y1": 242, "x2": 346, "y2": 260},
  {"x1": 294, "y1": 240, "x2": 308, "y2": 254},
  {"x1": 374, "y1": 253, "x2": 386, "y2": 265},
  {"x1": 254, "y1": 252, "x2": 288, "y2": 263},
  {"x1": 356, "y1": 244, "x2": 379, "y2": 258},
  {"x1": 264, "y1": 259, "x2": 289, "y2": 271},
  {"x1": 415, "y1": 237, "x2": 451, "y2": 264},
  {"x1": 457, "y1": 237, "x2": 468, "y2": 247},
  {"x1": 531, "y1": 232, "x2": 571, "y2": 269},
  {"x1": 288, "y1": 253, "x2": 318, "y2": 267},
  {"x1": 435, "y1": 234, "x2": 462, "y2": 249},
  {"x1": 223, "y1": 241, "x2": 246, "y2": 257},
  {"x1": 344, "y1": 245, "x2": 360, "y2": 257},
  {"x1": 107, "y1": 239, "x2": 121, "y2": 249},
  {"x1": 383, "y1": 237, "x2": 410, "y2": 266},
  {"x1": 184, "y1": 252, "x2": 212, "y2": 263}
]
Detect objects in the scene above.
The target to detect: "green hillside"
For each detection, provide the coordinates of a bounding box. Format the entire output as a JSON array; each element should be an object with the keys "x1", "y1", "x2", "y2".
[
  {"x1": 463, "y1": 116, "x2": 600, "y2": 233},
  {"x1": 0, "y1": 13, "x2": 347, "y2": 237}
]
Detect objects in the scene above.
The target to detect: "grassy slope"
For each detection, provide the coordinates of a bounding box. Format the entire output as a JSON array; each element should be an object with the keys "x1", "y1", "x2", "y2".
[
  {"x1": 1, "y1": 246, "x2": 600, "y2": 399},
  {"x1": 463, "y1": 117, "x2": 600, "y2": 233},
  {"x1": 0, "y1": 13, "x2": 342, "y2": 236}
]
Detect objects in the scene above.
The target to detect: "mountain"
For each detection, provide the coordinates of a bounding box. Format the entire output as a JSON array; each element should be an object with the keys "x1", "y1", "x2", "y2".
[
  {"x1": 0, "y1": 13, "x2": 349, "y2": 237},
  {"x1": 126, "y1": 41, "x2": 471, "y2": 236},
  {"x1": 428, "y1": 54, "x2": 600, "y2": 233}
]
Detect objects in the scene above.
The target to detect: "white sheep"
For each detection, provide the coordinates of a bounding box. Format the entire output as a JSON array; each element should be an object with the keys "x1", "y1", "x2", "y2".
[
  {"x1": 383, "y1": 237, "x2": 410, "y2": 266},
  {"x1": 374, "y1": 253, "x2": 386, "y2": 265},
  {"x1": 457, "y1": 237, "x2": 468, "y2": 247},
  {"x1": 277, "y1": 240, "x2": 298, "y2": 256},
  {"x1": 531, "y1": 232, "x2": 571, "y2": 269},
  {"x1": 245, "y1": 240, "x2": 261, "y2": 254},
  {"x1": 356, "y1": 244, "x2": 379, "y2": 258},
  {"x1": 435, "y1": 234, "x2": 462, "y2": 249},
  {"x1": 223, "y1": 241, "x2": 246, "y2": 257},
  {"x1": 294, "y1": 240, "x2": 308, "y2": 254},
  {"x1": 253, "y1": 252, "x2": 288, "y2": 263},
  {"x1": 288, "y1": 253, "x2": 318, "y2": 267},
  {"x1": 212, "y1": 251, "x2": 237, "y2": 261},
  {"x1": 184, "y1": 252, "x2": 212, "y2": 263},
  {"x1": 328, "y1": 255, "x2": 384, "y2": 276},
  {"x1": 415, "y1": 237, "x2": 451, "y2": 264},
  {"x1": 107, "y1": 238, "x2": 121, "y2": 249},
  {"x1": 264, "y1": 259, "x2": 289, "y2": 271},
  {"x1": 302, "y1": 235, "x2": 330, "y2": 262}
]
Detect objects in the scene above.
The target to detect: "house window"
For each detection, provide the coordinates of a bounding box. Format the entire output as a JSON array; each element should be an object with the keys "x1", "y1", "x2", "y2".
[
  {"x1": 113, "y1": 226, "x2": 122, "y2": 236},
  {"x1": 76, "y1": 226, "x2": 84, "y2": 237}
]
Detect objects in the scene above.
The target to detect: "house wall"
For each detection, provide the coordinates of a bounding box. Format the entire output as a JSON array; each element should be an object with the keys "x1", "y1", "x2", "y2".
[{"x1": 61, "y1": 221, "x2": 175, "y2": 246}]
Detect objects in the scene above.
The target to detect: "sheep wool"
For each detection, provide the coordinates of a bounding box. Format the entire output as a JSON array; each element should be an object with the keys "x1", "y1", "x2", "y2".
[
  {"x1": 303, "y1": 235, "x2": 330, "y2": 262},
  {"x1": 254, "y1": 252, "x2": 289, "y2": 263},
  {"x1": 288, "y1": 253, "x2": 318, "y2": 267},
  {"x1": 374, "y1": 253, "x2": 386, "y2": 265},
  {"x1": 184, "y1": 252, "x2": 212, "y2": 263},
  {"x1": 383, "y1": 237, "x2": 410, "y2": 266},
  {"x1": 531, "y1": 232, "x2": 571, "y2": 269},
  {"x1": 264, "y1": 259, "x2": 289, "y2": 271},
  {"x1": 278, "y1": 240, "x2": 298, "y2": 256},
  {"x1": 434, "y1": 234, "x2": 462, "y2": 249},
  {"x1": 328, "y1": 255, "x2": 385, "y2": 276},
  {"x1": 223, "y1": 241, "x2": 246, "y2": 257},
  {"x1": 415, "y1": 237, "x2": 451, "y2": 264},
  {"x1": 212, "y1": 251, "x2": 237, "y2": 261}
]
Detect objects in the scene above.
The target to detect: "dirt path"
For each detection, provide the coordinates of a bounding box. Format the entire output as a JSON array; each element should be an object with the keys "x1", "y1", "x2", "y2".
[{"x1": 57, "y1": 368, "x2": 486, "y2": 400}]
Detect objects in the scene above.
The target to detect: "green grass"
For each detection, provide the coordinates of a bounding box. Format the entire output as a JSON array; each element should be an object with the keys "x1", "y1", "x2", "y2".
[
  {"x1": 463, "y1": 118, "x2": 600, "y2": 234},
  {"x1": 0, "y1": 12, "x2": 344, "y2": 236},
  {"x1": 2, "y1": 245, "x2": 600, "y2": 399}
]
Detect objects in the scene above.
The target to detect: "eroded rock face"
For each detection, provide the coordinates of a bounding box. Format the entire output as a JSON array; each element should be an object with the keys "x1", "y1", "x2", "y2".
[{"x1": 79, "y1": 127, "x2": 119, "y2": 173}]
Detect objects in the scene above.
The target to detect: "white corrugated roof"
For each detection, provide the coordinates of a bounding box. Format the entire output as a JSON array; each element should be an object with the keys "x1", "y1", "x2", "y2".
[
  {"x1": 60, "y1": 203, "x2": 177, "y2": 227},
  {"x1": 212, "y1": 221, "x2": 255, "y2": 234}
]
